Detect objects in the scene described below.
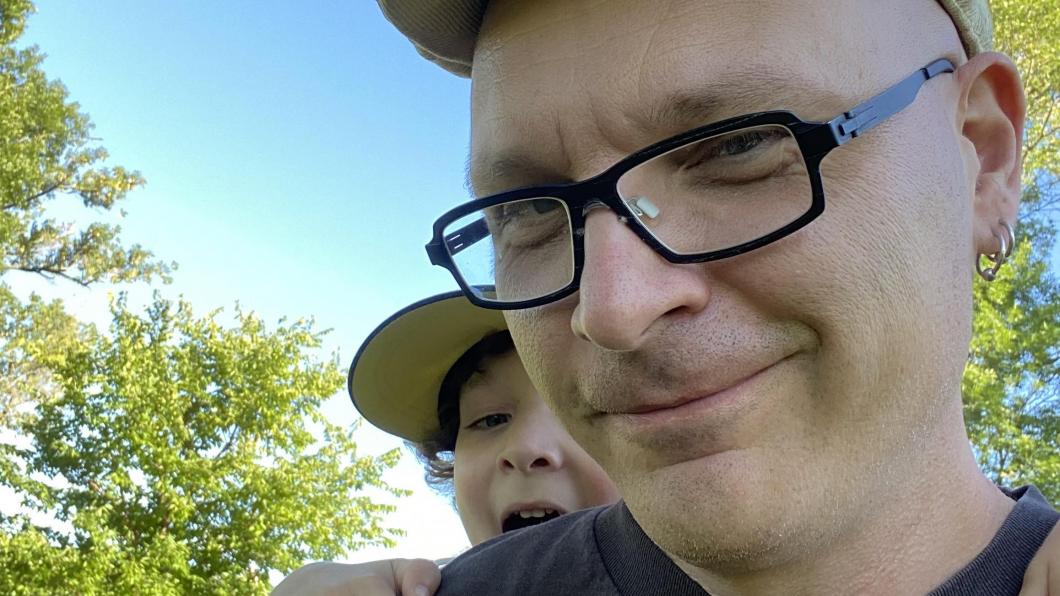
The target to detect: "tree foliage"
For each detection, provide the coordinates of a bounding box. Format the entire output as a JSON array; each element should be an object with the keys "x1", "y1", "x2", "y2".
[
  {"x1": 0, "y1": 295, "x2": 406, "y2": 595},
  {"x1": 0, "y1": 2, "x2": 405, "y2": 593},
  {"x1": 963, "y1": 0, "x2": 1060, "y2": 503},
  {"x1": 0, "y1": 0, "x2": 174, "y2": 431},
  {"x1": 0, "y1": 284, "x2": 81, "y2": 426},
  {"x1": 990, "y1": 0, "x2": 1060, "y2": 209},
  {"x1": 0, "y1": 0, "x2": 171, "y2": 286}
]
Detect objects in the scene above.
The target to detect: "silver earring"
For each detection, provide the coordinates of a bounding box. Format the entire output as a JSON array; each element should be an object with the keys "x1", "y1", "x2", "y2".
[{"x1": 976, "y1": 221, "x2": 1015, "y2": 282}]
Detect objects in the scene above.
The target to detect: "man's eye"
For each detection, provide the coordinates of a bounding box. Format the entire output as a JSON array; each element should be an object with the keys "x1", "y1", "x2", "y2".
[
  {"x1": 468, "y1": 413, "x2": 511, "y2": 430},
  {"x1": 530, "y1": 198, "x2": 560, "y2": 214},
  {"x1": 485, "y1": 198, "x2": 569, "y2": 251},
  {"x1": 696, "y1": 130, "x2": 776, "y2": 161},
  {"x1": 485, "y1": 203, "x2": 524, "y2": 230},
  {"x1": 721, "y1": 131, "x2": 767, "y2": 155},
  {"x1": 674, "y1": 128, "x2": 794, "y2": 185},
  {"x1": 490, "y1": 198, "x2": 560, "y2": 226}
]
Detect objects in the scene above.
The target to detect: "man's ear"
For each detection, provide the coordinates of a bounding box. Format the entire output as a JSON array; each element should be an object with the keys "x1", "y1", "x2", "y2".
[{"x1": 955, "y1": 52, "x2": 1026, "y2": 256}]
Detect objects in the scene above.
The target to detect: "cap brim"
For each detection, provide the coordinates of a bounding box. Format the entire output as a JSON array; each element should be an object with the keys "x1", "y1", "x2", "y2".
[{"x1": 348, "y1": 291, "x2": 507, "y2": 442}]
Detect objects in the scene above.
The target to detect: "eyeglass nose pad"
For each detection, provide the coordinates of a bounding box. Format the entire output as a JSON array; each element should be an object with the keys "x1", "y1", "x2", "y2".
[
  {"x1": 583, "y1": 198, "x2": 645, "y2": 228},
  {"x1": 624, "y1": 196, "x2": 660, "y2": 219},
  {"x1": 581, "y1": 199, "x2": 608, "y2": 217}
]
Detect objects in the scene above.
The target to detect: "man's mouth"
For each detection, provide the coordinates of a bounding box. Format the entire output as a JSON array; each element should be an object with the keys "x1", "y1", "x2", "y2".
[
  {"x1": 500, "y1": 507, "x2": 565, "y2": 533},
  {"x1": 603, "y1": 353, "x2": 798, "y2": 420}
]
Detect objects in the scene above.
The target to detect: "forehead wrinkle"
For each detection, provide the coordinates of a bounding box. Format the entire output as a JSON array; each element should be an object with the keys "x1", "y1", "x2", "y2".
[
  {"x1": 469, "y1": 104, "x2": 582, "y2": 197},
  {"x1": 636, "y1": 68, "x2": 851, "y2": 138},
  {"x1": 476, "y1": 0, "x2": 614, "y2": 87}
]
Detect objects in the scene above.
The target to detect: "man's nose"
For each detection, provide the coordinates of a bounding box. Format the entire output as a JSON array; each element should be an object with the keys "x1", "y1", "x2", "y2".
[{"x1": 571, "y1": 209, "x2": 711, "y2": 351}]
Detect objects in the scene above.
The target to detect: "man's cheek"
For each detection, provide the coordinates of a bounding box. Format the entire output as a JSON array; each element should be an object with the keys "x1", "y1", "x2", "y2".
[
  {"x1": 509, "y1": 310, "x2": 572, "y2": 380},
  {"x1": 563, "y1": 410, "x2": 614, "y2": 467}
]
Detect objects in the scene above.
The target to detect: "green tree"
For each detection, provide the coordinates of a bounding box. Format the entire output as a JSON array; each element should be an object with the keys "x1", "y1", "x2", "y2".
[
  {"x1": 963, "y1": 0, "x2": 1060, "y2": 503},
  {"x1": 0, "y1": 285, "x2": 82, "y2": 426},
  {"x1": 0, "y1": 0, "x2": 170, "y2": 286},
  {"x1": 989, "y1": 0, "x2": 1060, "y2": 212},
  {"x1": 0, "y1": 295, "x2": 406, "y2": 595},
  {"x1": 0, "y1": 2, "x2": 405, "y2": 593},
  {"x1": 1, "y1": 0, "x2": 173, "y2": 430}
]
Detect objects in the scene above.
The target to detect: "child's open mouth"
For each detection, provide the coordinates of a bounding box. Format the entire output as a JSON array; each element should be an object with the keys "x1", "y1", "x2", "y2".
[{"x1": 501, "y1": 507, "x2": 564, "y2": 533}]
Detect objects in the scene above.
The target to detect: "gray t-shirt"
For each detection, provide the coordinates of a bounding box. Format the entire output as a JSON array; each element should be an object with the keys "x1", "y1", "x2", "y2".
[{"x1": 437, "y1": 486, "x2": 1057, "y2": 595}]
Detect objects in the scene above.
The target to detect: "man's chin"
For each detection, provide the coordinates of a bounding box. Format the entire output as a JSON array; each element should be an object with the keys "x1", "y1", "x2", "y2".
[
  {"x1": 614, "y1": 443, "x2": 758, "y2": 492},
  {"x1": 620, "y1": 452, "x2": 828, "y2": 571},
  {"x1": 632, "y1": 499, "x2": 815, "y2": 574}
]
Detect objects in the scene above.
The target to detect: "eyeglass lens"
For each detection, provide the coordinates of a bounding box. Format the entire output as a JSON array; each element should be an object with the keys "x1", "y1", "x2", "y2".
[{"x1": 442, "y1": 124, "x2": 812, "y2": 303}]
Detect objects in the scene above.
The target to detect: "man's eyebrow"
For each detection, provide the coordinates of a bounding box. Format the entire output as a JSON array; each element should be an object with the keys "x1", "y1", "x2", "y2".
[
  {"x1": 465, "y1": 153, "x2": 570, "y2": 198},
  {"x1": 463, "y1": 154, "x2": 474, "y2": 197},
  {"x1": 643, "y1": 88, "x2": 729, "y2": 133},
  {"x1": 642, "y1": 71, "x2": 845, "y2": 133}
]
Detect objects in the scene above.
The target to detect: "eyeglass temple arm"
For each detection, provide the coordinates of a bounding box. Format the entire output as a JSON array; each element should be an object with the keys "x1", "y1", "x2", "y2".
[{"x1": 827, "y1": 58, "x2": 955, "y2": 147}]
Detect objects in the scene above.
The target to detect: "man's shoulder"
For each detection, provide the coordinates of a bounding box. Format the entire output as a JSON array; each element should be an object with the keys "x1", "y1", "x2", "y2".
[
  {"x1": 437, "y1": 505, "x2": 618, "y2": 595},
  {"x1": 930, "y1": 485, "x2": 1058, "y2": 595}
]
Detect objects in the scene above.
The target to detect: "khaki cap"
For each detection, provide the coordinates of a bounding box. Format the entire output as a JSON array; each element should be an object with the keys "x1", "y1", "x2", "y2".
[
  {"x1": 348, "y1": 291, "x2": 507, "y2": 443},
  {"x1": 377, "y1": 0, "x2": 994, "y2": 77}
]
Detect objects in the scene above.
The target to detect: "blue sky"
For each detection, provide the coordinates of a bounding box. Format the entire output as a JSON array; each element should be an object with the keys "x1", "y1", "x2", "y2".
[
  {"x1": 19, "y1": 1, "x2": 473, "y2": 321},
  {"x1": 13, "y1": 0, "x2": 478, "y2": 567}
]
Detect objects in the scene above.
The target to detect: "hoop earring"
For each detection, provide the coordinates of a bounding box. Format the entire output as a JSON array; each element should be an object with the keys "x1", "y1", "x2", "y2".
[{"x1": 976, "y1": 221, "x2": 1015, "y2": 282}]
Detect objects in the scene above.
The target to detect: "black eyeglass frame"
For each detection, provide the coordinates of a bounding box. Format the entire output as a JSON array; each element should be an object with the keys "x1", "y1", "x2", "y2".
[{"x1": 426, "y1": 59, "x2": 955, "y2": 310}]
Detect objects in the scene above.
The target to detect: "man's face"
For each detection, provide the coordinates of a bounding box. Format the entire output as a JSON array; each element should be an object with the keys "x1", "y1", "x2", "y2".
[{"x1": 469, "y1": 0, "x2": 980, "y2": 567}]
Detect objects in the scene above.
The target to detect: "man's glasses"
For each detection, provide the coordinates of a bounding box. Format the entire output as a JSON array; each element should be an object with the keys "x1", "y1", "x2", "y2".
[{"x1": 426, "y1": 59, "x2": 955, "y2": 310}]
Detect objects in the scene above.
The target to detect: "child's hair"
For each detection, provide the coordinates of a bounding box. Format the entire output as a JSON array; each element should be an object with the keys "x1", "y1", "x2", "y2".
[{"x1": 410, "y1": 330, "x2": 515, "y2": 493}]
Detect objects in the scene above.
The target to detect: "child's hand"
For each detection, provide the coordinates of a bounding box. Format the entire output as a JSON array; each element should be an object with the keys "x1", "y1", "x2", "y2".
[
  {"x1": 1020, "y1": 524, "x2": 1060, "y2": 596},
  {"x1": 272, "y1": 558, "x2": 441, "y2": 596}
]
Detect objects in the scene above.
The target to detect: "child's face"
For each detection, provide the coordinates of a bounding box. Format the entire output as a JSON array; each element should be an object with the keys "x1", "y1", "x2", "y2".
[{"x1": 453, "y1": 350, "x2": 620, "y2": 545}]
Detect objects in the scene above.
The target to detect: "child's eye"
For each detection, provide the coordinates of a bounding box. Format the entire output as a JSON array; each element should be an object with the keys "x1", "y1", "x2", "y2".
[{"x1": 468, "y1": 413, "x2": 511, "y2": 430}]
